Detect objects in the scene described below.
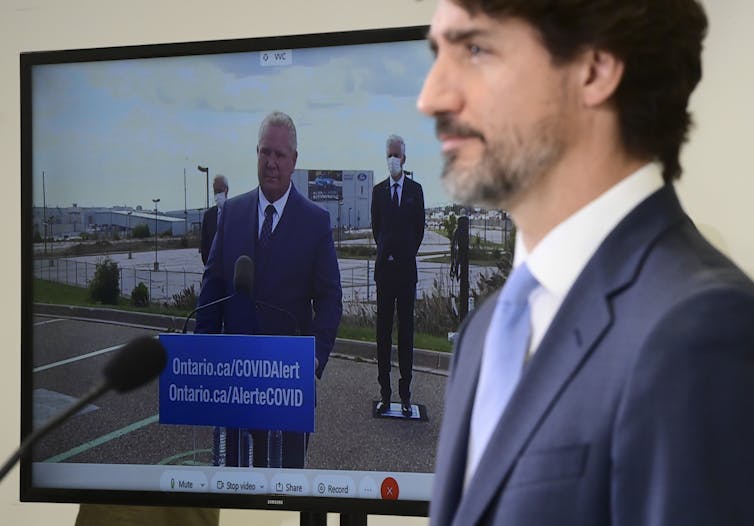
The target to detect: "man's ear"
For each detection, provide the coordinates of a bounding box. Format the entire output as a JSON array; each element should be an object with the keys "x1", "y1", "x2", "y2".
[{"x1": 579, "y1": 49, "x2": 624, "y2": 107}]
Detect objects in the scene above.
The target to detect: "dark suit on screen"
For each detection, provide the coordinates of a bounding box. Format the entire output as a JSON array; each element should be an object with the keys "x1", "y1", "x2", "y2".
[
  {"x1": 200, "y1": 205, "x2": 219, "y2": 265},
  {"x1": 371, "y1": 174, "x2": 425, "y2": 403},
  {"x1": 430, "y1": 185, "x2": 754, "y2": 526},
  {"x1": 196, "y1": 184, "x2": 342, "y2": 468}
]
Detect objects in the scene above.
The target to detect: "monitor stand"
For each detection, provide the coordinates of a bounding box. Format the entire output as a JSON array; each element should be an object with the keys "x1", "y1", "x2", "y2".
[{"x1": 300, "y1": 511, "x2": 368, "y2": 526}]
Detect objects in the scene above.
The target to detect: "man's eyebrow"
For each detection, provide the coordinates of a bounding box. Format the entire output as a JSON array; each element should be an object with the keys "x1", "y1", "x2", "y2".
[
  {"x1": 427, "y1": 27, "x2": 489, "y2": 53},
  {"x1": 444, "y1": 28, "x2": 489, "y2": 43}
]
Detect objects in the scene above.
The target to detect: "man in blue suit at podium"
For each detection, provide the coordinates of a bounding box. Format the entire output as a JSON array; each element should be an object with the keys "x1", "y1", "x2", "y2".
[{"x1": 196, "y1": 111, "x2": 342, "y2": 468}]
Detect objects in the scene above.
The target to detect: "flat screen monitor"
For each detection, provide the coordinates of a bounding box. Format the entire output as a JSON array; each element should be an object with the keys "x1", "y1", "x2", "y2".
[{"x1": 19, "y1": 24, "x2": 469, "y2": 518}]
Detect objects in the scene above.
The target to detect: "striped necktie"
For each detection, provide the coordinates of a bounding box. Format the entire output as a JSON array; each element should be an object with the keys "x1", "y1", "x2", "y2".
[{"x1": 258, "y1": 204, "x2": 275, "y2": 253}]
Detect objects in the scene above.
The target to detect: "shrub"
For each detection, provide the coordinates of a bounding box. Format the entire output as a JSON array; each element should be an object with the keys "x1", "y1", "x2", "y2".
[
  {"x1": 341, "y1": 290, "x2": 376, "y2": 327},
  {"x1": 336, "y1": 245, "x2": 376, "y2": 258},
  {"x1": 131, "y1": 282, "x2": 149, "y2": 307},
  {"x1": 172, "y1": 284, "x2": 197, "y2": 311},
  {"x1": 472, "y1": 227, "x2": 516, "y2": 305},
  {"x1": 89, "y1": 257, "x2": 120, "y2": 304},
  {"x1": 132, "y1": 224, "x2": 150, "y2": 238},
  {"x1": 414, "y1": 274, "x2": 459, "y2": 336}
]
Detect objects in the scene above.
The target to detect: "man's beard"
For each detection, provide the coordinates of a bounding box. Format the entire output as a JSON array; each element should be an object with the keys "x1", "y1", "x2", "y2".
[{"x1": 437, "y1": 113, "x2": 565, "y2": 209}]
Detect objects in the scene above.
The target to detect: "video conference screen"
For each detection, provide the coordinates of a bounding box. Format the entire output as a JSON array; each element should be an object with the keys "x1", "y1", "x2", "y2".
[{"x1": 20, "y1": 26, "x2": 507, "y2": 515}]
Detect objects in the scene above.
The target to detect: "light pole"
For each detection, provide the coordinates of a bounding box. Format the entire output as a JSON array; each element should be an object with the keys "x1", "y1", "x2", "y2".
[
  {"x1": 152, "y1": 198, "x2": 160, "y2": 271},
  {"x1": 197, "y1": 165, "x2": 209, "y2": 210},
  {"x1": 127, "y1": 211, "x2": 133, "y2": 259},
  {"x1": 337, "y1": 199, "x2": 343, "y2": 249},
  {"x1": 348, "y1": 207, "x2": 352, "y2": 230}
]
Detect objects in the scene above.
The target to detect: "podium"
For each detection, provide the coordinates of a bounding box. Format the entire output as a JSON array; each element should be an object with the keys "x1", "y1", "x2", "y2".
[{"x1": 158, "y1": 334, "x2": 315, "y2": 467}]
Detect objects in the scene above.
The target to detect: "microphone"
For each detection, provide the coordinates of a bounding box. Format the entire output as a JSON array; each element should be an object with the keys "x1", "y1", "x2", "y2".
[
  {"x1": 182, "y1": 255, "x2": 255, "y2": 333},
  {"x1": 233, "y1": 255, "x2": 254, "y2": 296},
  {"x1": 0, "y1": 336, "x2": 167, "y2": 482}
]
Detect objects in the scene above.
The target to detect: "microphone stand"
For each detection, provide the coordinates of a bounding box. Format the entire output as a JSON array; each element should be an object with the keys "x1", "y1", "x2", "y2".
[
  {"x1": 0, "y1": 383, "x2": 109, "y2": 482},
  {"x1": 182, "y1": 293, "x2": 235, "y2": 334},
  {"x1": 255, "y1": 300, "x2": 301, "y2": 336}
]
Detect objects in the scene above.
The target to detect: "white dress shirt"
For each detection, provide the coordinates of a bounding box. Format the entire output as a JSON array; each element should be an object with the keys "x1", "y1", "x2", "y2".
[
  {"x1": 389, "y1": 173, "x2": 405, "y2": 206},
  {"x1": 516, "y1": 162, "x2": 665, "y2": 358}
]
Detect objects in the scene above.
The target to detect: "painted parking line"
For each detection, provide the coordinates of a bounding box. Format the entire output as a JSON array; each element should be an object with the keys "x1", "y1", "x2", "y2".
[
  {"x1": 33, "y1": 342, "x2": 125, "y2": 373},
  {"x1": 44, "y1": 414, "x2": 159, "y2": 463},
  {"x1": 33, "y1": 318, "x2": 66, "y2": 327}
]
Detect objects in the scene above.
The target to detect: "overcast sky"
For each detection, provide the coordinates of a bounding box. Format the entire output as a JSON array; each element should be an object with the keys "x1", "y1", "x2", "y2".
[{"x1": 32, "y1": 37, "x2": 452, "y2": 212}]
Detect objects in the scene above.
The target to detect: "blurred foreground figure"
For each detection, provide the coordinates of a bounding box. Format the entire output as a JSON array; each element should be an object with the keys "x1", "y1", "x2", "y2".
[{"x1": 418, "y1": 1, "x2": 754, "y2": 524}]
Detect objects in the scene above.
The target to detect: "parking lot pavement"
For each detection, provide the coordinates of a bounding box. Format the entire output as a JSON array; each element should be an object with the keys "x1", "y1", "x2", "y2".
[{"x1": 31, "y1": 312, "x2": 446, "y2": 472}]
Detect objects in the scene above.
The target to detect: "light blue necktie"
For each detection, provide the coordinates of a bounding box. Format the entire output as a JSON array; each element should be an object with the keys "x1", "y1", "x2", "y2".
[{"x1": 466, "y1": 263, "x2": 539, "y2": 484}]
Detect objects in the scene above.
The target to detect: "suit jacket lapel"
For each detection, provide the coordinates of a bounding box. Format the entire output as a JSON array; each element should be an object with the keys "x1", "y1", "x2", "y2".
[
  {"x1": 244, "y1": 188, "x2": 259, "y2": 270},
  {"x1": 431, "y1": 297, "x2": 495, "y2": 525},
  {"x1": 451, "y1": 185, "x2": 688, "y2": 525}
]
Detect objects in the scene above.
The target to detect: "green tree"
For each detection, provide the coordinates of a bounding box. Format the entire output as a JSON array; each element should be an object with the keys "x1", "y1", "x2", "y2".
[
  {"x1": 472, "y1": 226, "x2": 517, "y2": 305},
  {"x1": 132, "y1": 223, "x2": 150, "y2": 238},
  {"x1": 89, "y1": 257, "x2": 120, "y2": 304},
  {"x1": 441, "y1": 212, "x2": 457, "y2": 240},
  {"x1": 131, "y1": 282, "x2": 149, "y2": 307}
]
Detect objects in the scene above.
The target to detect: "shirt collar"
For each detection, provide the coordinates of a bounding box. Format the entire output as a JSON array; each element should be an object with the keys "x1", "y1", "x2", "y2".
[
  {"x1": 258, "y1": 182, "x2": 292, "y2": 217},
  {"x1": 389, "y1": 173, "x2": 405, "y2": 188},
  {"x1": 514, "y1": 162, "x2": 664, "y2": 298}
]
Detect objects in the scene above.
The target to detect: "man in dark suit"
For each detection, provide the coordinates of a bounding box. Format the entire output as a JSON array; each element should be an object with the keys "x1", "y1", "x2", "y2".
[
  {"x1": 199, "y1": 174, "x2": 228, "y2": 265},
  {"x1": 196, "y1": 111, "x2": 342, "y2": 468},
  {"x1": 418, "y1": 1, "x2": 754, "y2": 525},
  {"x1": 371, "y1": 135, "x2": 425, "y2": 417}
]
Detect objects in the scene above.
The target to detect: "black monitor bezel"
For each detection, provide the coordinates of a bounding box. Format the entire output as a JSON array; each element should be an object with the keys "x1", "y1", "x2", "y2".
[{"x1": 19, "y1": 24, "x2": 430, "y2": 517}]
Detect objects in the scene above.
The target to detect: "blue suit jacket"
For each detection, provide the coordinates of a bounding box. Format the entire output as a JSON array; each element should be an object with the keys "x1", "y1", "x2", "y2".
[
  {"x1": 431, "y1": 185, "x2": 754, "y2": 525},
  {"x1": 195, "y1": 185, "x2": 342, "y2": 378}
]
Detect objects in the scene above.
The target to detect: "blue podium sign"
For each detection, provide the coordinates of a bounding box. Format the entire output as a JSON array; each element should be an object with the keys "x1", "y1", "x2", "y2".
[{"x1": 158, "y1": 334, "x2": 315, "y2": 432}]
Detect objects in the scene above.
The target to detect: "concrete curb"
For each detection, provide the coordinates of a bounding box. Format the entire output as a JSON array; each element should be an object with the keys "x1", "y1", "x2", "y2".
[{"x1": 33, "y1": 303, "x2": 451, "y2": 373}]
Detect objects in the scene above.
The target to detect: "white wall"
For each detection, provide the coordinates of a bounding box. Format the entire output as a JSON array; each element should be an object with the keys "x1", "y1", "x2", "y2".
[{"x1": 1, "y1": 0, "x2": 752, "y2": 524}]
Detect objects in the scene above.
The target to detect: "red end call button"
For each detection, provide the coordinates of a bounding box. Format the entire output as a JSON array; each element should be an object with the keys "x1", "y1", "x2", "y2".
[{"x1": 380, "y1": 477, "x2": 399, "y2": 500}]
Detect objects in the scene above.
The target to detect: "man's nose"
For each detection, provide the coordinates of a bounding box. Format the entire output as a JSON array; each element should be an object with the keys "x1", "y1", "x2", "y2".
[{"x1": 417, "y1": 55, "x2": 462, "y2": 117}]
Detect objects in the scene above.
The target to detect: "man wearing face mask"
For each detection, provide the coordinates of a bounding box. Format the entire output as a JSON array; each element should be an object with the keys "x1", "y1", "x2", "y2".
[
  {"x1": 371, "y1": 134, "x2": 426, "y2": 417},
  {"x1": 200, "y1": 175, "x2": 229, "y2": 266}
]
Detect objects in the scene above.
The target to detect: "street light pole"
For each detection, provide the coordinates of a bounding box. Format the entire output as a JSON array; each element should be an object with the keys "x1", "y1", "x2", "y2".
[
  {"x1": 152, "y1": 198, "x2": 160, "y2": 271},
  {"x1": 127, "y1": 211, "x2": 133, "y2": 259},
  {"x1": 198, "y1": 165, "x2": 209, "y2": 210}
]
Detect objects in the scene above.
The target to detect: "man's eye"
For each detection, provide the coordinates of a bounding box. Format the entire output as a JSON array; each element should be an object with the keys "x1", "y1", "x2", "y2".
[{"x1": 468, "y1": 44, "x2": 484, "y2": 56}]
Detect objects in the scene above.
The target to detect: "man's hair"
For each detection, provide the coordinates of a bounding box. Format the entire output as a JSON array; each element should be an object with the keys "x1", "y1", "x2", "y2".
[
  {"x1": 452, "y1": 0, "x2": 707, "y2": 182},
  {"x1": 386, "y1": 134, "x2": 406, "y2": 156},
  {"x1": 213, "y1": 174, "x2": 228, "y2": 190},
  {"x1": 258, "y1": 111, "x2": 297, "y2": 152}
]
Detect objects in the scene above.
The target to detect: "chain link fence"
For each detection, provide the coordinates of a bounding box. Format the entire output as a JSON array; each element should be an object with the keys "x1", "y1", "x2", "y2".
[{"x1": 33, "y1": 257, "x2": 202, "y2": 303}]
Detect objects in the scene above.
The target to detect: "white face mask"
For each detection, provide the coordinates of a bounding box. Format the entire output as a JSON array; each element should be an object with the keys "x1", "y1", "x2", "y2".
[
  {"x1": 214, "y1": 192, "x2": 227, "y2": 209},
  {"x1": 387, "y1": 156, "x2": 403, "y2": 177}
]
